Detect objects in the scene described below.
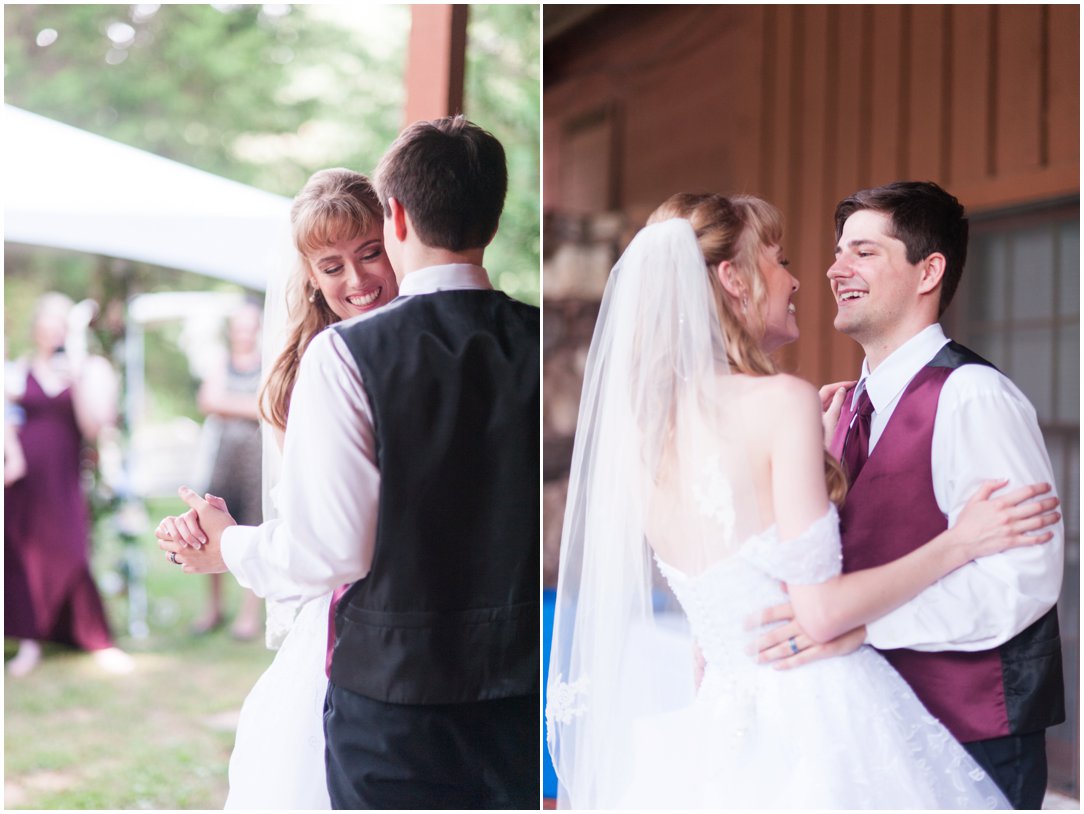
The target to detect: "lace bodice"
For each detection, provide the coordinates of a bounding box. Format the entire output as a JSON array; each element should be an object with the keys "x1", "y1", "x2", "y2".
[{"x1": 654, "y1": 506, "x2": 842, "y2": 671}]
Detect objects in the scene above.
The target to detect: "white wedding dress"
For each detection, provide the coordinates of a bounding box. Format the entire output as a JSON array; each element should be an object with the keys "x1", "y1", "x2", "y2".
[
  {"x1": 225, "y1": 592, "x2": 332, "y2": 810},
  {"x1": 613, "y1": 506, "x2": 1010, "y2": 810}
]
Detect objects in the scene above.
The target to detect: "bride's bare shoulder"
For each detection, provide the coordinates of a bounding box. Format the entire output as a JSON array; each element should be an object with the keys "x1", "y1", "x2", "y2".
[{"x1": 734, "y1": 373, "x2": 820, "y2": 422}]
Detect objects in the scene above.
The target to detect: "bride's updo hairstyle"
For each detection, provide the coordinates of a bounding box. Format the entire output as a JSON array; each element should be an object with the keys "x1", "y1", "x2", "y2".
[
  {"x1": 259, "y1": 168, "x2": 383, "y2": 432},
  {"x1": 647, "y1": 192, "x2": 847, "y2": 505},
  {"x1": 647, "y1": 192, "x2": 781, "y2": 376}
]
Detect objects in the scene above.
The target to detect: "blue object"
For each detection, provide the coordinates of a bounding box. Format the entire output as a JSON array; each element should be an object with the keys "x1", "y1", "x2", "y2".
[{"x1": 542, "y1": 587, "x2": 558, "y2": 799}]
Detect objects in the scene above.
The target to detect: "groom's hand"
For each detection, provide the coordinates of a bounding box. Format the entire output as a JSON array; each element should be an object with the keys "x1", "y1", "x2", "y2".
[
  {"x1": 156, "y1": 487, "x2": 235, "y2": 574},
  {"x1": 750, "y1": 602, "x2": 867, "y2": 669}
]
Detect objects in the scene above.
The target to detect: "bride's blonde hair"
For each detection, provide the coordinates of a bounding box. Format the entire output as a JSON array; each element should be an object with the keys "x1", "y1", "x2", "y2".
[
  {"x1": 259, "y1": 169, "x2": 383, "y2": 431},
  {"x1": 647, "y1": 192, "x2": 847, "y2": 505}
]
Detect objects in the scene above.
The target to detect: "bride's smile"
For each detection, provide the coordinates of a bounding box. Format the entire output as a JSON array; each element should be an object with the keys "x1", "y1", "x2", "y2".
[{"x1": 307, "y1": 227, "x2": 398, "y2": 320}]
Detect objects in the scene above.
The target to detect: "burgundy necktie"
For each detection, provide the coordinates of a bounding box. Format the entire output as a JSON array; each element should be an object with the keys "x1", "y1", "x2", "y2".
[{"x1": 842, "y1": 389, "x2": 874, "y2": 483}]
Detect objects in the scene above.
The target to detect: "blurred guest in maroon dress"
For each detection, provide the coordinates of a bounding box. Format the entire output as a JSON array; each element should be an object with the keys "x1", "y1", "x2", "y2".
[{"x1": 5, "y1": 292, "x2": 133, "y2": 676}]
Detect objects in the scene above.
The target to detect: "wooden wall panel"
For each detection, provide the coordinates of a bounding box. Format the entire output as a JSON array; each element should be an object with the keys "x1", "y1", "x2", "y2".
[
  {"x1": 830, "y1": 7, "x2": 862, "y2": 208},
  {"x1": 906, "y1": 4, "x2": 947, "y2": 181},
  {"x1": 793, "y1": 5, "x2": 833, "y2": 380},
  {"x1": 995, "y1": 5, "x2": 1044, "y2": 173},
  {"x1": 542, "y1": 116, "x2": 562, "y2": 211},
  {"x1": 826, "y1": 6, "x2": 868, "y2": 380},
  {"x1": 948, "y1": 5, "x2": 992, "y2": 187},
  {"x1": 544, "y1": 2, "x2": 1078, "y2": 384},
  {"x1": 733, "y1": 8, "x2": 767, "y2": 197},
  {"x1": 868, "y1": 5, "x2": 905, "y2": 185},
  {"x1": 765, "y1": 6, "x2": 796, "y2": 218},
  {"x1": 1048, "y1": 4, "x2": 1080, "y2": 166},
  {"x1": 559, "y1": 108, "x2": 616, "y2": 215}
]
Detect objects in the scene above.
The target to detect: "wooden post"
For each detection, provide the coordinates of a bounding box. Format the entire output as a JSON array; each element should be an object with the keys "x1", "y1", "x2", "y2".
[{"x1": 403, "y1": 5, "x2": 468, "y2": 125}]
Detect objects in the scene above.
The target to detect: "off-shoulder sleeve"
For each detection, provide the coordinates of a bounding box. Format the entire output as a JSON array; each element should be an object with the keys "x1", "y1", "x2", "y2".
[{"x1": 740, "y1": 506, "x2": 842, "y2": 585}]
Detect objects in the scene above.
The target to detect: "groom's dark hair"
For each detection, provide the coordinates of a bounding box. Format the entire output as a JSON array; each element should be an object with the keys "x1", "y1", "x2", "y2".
[
  {"x1": 834, "y1": 181, "x2": 969, "y2": 317},
  {"x1": 374, "y1": 115, "x2": 507, "y2": 251}
]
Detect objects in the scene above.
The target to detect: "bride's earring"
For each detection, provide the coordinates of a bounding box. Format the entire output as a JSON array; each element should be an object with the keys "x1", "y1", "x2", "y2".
[
  {"x1": 741, "y1": 294, "x2": 749, "y2": 313},
  {"x1": 308, "y1": 284, "x2": 318, "y2": 303}
]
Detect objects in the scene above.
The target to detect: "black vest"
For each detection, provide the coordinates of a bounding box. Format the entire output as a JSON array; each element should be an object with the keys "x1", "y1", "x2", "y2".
[{"x1": 330, "y1": 289, "x2": 539, "y2": 705}]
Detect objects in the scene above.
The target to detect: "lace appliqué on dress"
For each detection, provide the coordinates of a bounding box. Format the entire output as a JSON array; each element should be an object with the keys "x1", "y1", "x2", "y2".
[
  {"x1": 691, "y1": 454, "x2": 736, "y2": 541},
  {"x1": 264, "y1": 597, "x2": 301, "y2": 650},
  {"x1": 546, "y1": 674, "x2": 590, "y2": 728},
  {"x1": 740, "y1": 505, "x2": 843, "y2": 585}
]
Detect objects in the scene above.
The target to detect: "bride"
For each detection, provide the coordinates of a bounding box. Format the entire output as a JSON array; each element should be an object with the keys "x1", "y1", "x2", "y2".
[
  {"x1": 157, "y1": 168, "x2": 398, "y2": 809},
  {"x1": 545, "y1": 193, "x2": 1060, "y2": 809}
]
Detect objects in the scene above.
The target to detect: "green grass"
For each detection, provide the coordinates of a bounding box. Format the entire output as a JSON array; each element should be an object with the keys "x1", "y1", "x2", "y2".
[{"x1": 5, "y1": 497, "x2": 275, "y2": 809}]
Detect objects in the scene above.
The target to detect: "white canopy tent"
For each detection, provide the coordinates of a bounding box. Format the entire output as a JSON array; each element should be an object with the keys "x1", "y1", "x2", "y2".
[
  {"x1": 3, "y1": 104, "x2": 293, "y2": 289},
  {"x1": 3, "y1": 107, "x2": 300, "y2": 504}
]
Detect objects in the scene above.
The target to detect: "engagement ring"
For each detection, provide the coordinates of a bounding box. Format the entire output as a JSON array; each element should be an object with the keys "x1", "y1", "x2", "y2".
[
  {"x1": 169, "y1": 551, "x2": 179, "y2": 565},
  {"x1": 788, "y1": 636, "x2": 800, "y2": 655}
]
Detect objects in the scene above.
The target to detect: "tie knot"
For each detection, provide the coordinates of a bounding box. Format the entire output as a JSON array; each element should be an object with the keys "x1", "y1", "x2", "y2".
[{"x1": 855, "y1": 389, "x2": 874, "y2": 419}]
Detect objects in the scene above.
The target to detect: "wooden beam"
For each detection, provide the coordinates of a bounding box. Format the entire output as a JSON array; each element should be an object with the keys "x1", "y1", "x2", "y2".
[{"x1": 404, "y1": 5, "x2": 468, "y2": 125}]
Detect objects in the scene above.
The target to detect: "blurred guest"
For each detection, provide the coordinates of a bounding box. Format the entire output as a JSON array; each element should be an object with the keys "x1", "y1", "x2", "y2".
[
  {"x1": 5, "y1": 419, "x2": 28, "y2": 486},
  {"x1": 191, "y1": 299, "x2": 265, "y2": 639},
  {"x1": 5, "y1": 396, "x2": 27, "y2": 486},
  {"x1": 5, "y1": 293, "x2": 133, "y2": 676}
]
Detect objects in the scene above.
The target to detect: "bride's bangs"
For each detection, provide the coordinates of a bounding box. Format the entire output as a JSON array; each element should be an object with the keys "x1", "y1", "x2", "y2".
[
  {"x1": 295, "y1": 202, "x2": 379, "y2": 258},
  {"x1": 733, "y1": 197, "x2": 784, "y2": 270}
]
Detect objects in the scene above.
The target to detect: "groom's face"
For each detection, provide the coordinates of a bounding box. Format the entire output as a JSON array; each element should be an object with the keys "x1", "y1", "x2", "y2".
[{"x1": 828, "y1": 209, "x2": 925, "y2": 343}]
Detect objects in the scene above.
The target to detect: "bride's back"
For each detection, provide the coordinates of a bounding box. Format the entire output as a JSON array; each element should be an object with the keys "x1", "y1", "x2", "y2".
[{"x1": 645, "y1": 371, "x2": 808, "y2": 574}]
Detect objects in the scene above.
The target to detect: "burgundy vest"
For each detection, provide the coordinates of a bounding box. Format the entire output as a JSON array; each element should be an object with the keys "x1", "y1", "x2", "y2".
[{"x1": 831, "y1": 341, "x2": 1065, "y2": 743}]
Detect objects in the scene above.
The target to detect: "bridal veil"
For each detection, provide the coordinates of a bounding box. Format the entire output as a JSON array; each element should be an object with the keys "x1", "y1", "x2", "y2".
[{"x1": 546, "y1": 219, "x2": 762, "y2": 808}]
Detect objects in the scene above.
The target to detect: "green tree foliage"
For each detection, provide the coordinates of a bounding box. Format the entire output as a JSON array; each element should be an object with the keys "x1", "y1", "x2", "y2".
[
  {"x1": 465, "y1": 3, "x2": 540, "y2": 304},
  {"x1": 4, "y1": 4, "x2": 538, "y2": 309},
  {"x1": 4, "y1": 4, "x2": 405, "y2": 194}
]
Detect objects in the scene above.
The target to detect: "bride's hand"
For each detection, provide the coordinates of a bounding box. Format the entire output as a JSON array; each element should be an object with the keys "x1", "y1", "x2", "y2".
[
  {"x1": 818, "y1": 381, "x2": 855, "y2": 448},
  {"x1": 156, "y1": 508, "x2": 207, "y2": 549},
  {"x1": 750, "y1": 602, "x2": 866, "y2": 669},
  {"x1": 948, "y1": 480, "x2": 1060, "y2": 564},
  {"x1": 155, "y1": 494, "x2": 233, "y2": 549}
]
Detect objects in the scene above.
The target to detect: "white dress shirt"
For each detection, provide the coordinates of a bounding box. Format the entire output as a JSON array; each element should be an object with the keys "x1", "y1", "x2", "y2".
[
  {"x1": 846, "y1": 323, "x2": 1064, "y2": 652},
  {"x1": 221, "y1": 264, "x2": 494, "y2": 603}
]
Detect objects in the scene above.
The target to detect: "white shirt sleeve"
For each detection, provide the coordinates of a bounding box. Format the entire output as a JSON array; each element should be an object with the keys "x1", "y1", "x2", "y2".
[
  {"x1": 220, "y1": 329, "x2": 378, "y2": 603},
  {"x1": 866, "y1": 367, "x2": 1064, "y2": 652}
]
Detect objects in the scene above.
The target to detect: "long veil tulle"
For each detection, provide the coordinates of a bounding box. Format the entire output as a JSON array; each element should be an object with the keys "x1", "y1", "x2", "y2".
[
  {"x1": 546, "y1": 219, "x2": 761, "y2": 808},
  {"x1": 260, "y1": 246, "x2": 303, "y2": 648}
]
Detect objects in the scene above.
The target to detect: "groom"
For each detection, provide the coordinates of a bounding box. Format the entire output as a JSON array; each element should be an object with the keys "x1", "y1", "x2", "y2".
[
  {"x1": 761, "y1": 181, "x2": 1065, "y2": 809},
  {"x1": 169, "y1": 117, "x2": 539, "y2": 808}
]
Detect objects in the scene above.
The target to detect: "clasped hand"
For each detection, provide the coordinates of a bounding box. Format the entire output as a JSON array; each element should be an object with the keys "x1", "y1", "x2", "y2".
[{"x1": 154, "y1": 486, "x2": 236, "y2": 574}]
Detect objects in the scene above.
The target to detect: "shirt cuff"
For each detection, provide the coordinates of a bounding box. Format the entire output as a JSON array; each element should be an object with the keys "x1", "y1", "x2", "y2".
[
  {"x1": 865, "y1": 614, "x2": 919, "y2": 651},
  {"x1": 221, "y1": 524, "x2": 258, "y2": 593}
]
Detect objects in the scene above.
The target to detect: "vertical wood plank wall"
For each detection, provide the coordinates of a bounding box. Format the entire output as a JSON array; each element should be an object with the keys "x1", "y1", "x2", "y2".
[{"x1": 543, "y1": 3, "x2": 1079, "y2": 386}]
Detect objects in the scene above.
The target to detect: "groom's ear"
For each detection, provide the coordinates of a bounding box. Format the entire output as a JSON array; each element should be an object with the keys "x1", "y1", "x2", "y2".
[
  {"x1": 387, "y1": 197, "x2": 409, "y2": 243},
  {"x1": 916, "y1": 252, "x2": 947, "y2": 296}
]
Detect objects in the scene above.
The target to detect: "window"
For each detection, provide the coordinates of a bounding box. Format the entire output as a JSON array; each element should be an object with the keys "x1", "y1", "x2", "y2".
[{"x1": 946, "y1": 200, "x2": 1079, "y2": 796}]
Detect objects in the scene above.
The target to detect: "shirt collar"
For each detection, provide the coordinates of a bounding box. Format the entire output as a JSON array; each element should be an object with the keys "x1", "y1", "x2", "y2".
[
  {"x1": 853, "y1": 323, "x2": 951, "y2": 413},
  {"x1": 397, "y1": 264, "x2": 493, "y2": 296}
]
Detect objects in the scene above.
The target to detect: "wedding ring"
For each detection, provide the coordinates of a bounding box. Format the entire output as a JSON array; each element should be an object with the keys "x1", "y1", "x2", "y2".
[
  {"x1": 169, "y1": 551, "x2": 179, "y2": 565},
  {"x1": 788, "y1": 636, "x2": 800, "y2": 655}
]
